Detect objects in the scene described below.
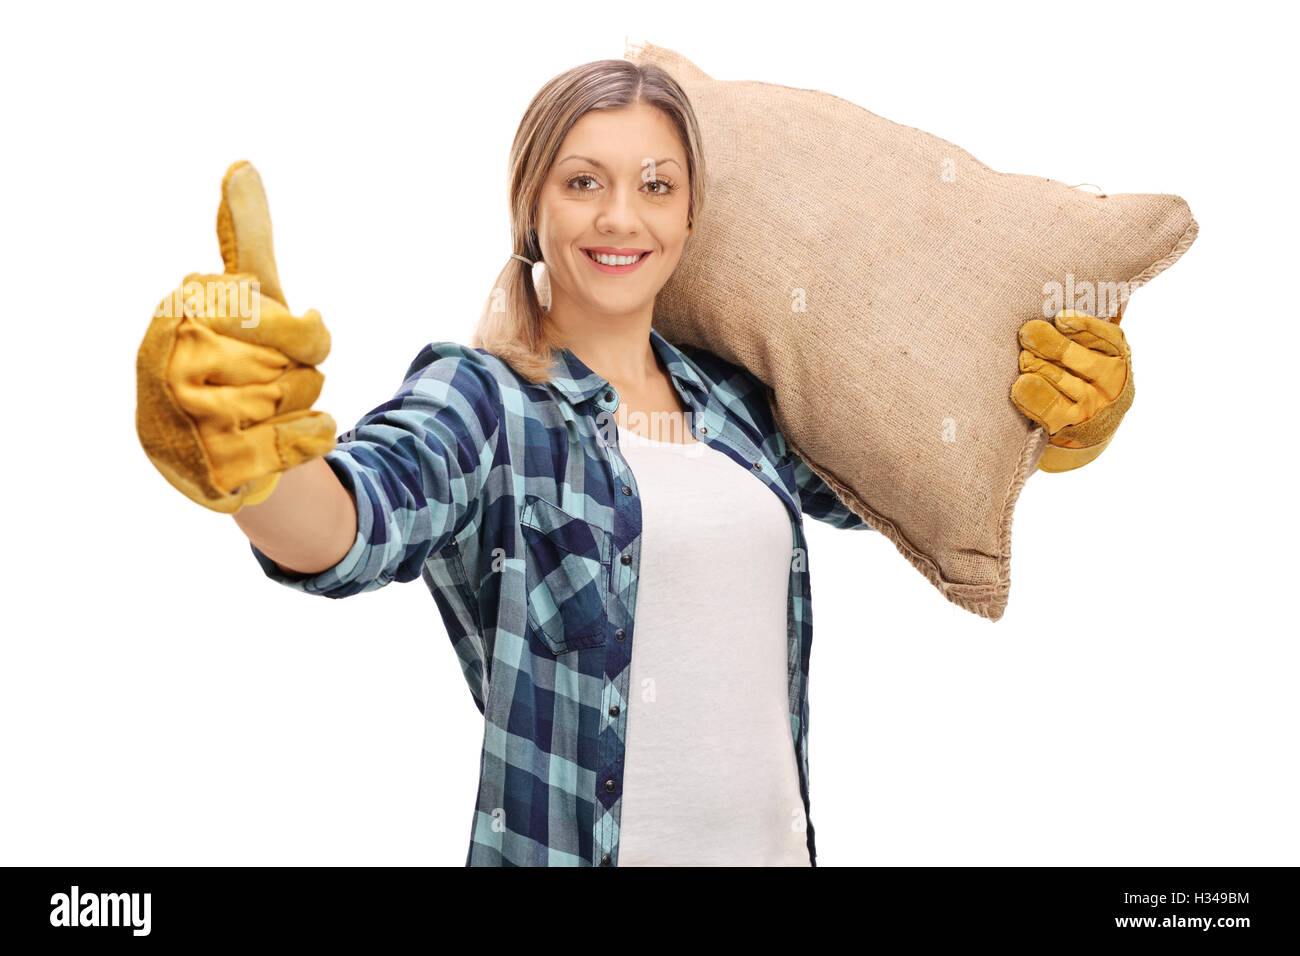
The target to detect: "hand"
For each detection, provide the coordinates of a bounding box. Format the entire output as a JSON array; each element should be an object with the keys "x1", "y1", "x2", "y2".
[
  {"x1": 136, "y1": 161, "x2": 338, "y2": 513},
  {"x1": 1010, "y1": 310, "x2": 1134, "y2": 473}
]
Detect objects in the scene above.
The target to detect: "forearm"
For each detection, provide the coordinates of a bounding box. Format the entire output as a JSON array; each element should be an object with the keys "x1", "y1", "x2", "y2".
[{"x1": 233, "y1": 456, "x2": 358, "y2": 574}]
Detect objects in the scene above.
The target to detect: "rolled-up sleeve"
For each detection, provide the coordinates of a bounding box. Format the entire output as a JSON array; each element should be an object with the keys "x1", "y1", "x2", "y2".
[{"x1": 250, "y1": 341, "x2": 502, "y2": 598}]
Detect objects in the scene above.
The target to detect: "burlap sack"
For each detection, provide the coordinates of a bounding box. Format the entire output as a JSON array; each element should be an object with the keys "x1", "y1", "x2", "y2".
[{"x1": 625, "y1": 41, "x2": 1197, "y2": 621}]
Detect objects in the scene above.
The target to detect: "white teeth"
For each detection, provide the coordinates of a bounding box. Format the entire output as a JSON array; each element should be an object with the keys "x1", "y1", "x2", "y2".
[{"x1": 587, "y1": 251, "x2": 645, "y2": 266}]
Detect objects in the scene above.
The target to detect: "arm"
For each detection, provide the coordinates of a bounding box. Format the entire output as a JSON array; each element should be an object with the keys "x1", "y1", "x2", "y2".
[
  {"x1": 238, "y1": 342, "x2": 502, "y2": 598},
  {"x1": 234, "y1": 456, "x2": 358, "y2": 574},
  {"x1": 791, "y1": 451, "x2": 875, "y2": 532}
]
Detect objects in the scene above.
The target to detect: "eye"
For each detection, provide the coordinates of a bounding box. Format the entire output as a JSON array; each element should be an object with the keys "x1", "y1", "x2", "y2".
[{"x1": 563, "y1": 173, "x2": 679, "y2": 197}]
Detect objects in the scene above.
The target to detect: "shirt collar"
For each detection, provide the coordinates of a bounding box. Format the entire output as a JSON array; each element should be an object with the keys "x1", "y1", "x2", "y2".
[{"x1": 544, "y1": 325, "x2": 708, "y2": 407}]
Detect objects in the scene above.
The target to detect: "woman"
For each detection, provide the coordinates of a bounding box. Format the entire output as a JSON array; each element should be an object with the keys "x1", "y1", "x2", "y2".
[{"x1": 148, "y1": 58, "x2": 1130, "y2": 866}]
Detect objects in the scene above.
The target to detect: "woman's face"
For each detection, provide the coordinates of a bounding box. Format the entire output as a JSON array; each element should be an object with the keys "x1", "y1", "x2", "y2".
[{"x1": 534, "y1": 102, "x2": 691, "y2": 323}]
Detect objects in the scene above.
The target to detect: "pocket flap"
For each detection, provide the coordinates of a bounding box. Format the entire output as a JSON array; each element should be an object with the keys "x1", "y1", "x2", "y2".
[{"x1": 520, "y1": 495, "x2": 608, "y2": 565}]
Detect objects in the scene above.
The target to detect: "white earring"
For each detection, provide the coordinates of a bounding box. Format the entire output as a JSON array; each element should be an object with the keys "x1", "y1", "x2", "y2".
[{"x1": 532, "y1": 260, "x2": 552, "y2": 311}]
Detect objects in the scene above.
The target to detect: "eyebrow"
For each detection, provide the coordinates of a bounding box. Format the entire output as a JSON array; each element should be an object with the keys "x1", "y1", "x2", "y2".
[{"x1": 557, "y1": 155, "x2": 682, "y2": 171}]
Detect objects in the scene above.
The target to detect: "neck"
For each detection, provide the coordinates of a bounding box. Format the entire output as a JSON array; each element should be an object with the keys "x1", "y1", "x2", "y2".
[{"x1": 547, "y1": 296, "x2": 660, "y2": 390}]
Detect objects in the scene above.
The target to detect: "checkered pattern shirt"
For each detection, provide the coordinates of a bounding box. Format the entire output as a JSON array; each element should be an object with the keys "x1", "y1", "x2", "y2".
[{"x1": 250, "y1": 325, "x2": 874, "y2": 865}]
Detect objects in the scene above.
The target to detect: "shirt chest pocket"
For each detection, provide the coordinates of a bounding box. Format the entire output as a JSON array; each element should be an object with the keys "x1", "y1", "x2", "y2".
[{"x1": 520, "y1": 494, "x2": 611, "y2": 655}]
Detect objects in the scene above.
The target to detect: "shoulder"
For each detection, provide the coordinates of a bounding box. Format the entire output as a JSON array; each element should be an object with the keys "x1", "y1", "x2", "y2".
[
  {"x1": 673, "y1": 343, "x2": 784, "y2": 449},
  {"x1": 673, "y1": 343, "x2": 760, "y2": 395},
  {"x1": 401, "y1": 340, "x2": 505, "y2": 383},
  {"x1": 397, "y1": 341, "x2": 515, "y2": 424}
]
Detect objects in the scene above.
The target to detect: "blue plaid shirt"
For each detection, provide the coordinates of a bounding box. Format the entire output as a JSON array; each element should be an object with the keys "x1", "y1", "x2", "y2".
[{"x1": 250, "y1": 325, "x2": 874, "y2": 866}]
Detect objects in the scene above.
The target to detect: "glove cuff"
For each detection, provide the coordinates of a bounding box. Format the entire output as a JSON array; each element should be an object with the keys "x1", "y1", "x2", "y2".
[
  {"x1": 237, "y1": 471, "x2": 283, "y2": 509},
  {"x1": 1038, "y1": 435, "x2": 1114, "y2": 472}
]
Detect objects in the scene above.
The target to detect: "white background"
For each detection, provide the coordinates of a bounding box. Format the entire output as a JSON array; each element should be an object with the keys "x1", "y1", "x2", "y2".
[{"x1": 1, "y1": 0, "x2": 1294, "y2": 866}]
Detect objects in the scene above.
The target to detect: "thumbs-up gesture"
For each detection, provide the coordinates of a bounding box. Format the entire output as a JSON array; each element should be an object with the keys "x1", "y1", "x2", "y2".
[{"x1": 136, "y1": 161, "x2": 338, "y2": 513}]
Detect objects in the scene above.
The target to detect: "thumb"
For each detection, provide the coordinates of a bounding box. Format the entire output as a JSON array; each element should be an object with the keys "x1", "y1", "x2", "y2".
[{"x1": 216, "y1": 160, "x2": 289, "y2": 309}]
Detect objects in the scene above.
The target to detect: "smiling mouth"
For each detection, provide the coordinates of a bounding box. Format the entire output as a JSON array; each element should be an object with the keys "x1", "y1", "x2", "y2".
[{"x1": 583, "y1": 249, "x2": 651, "y2": 264}]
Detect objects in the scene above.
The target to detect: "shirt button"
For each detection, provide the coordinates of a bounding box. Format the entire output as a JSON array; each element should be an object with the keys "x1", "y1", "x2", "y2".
[
  {"x1": 699, "y1": 426, "x2": 708, "y2": 435},
  {"x1": 753, "y1": 460, "x2": 763, "y2": 470},
  {"x1": 609, "y1": 704, "x2": 620, "y2": 717},
  {"x1": 620, "y1": 553, "x2": 631, "y2": 566},
  {"x1": 604, "y1": 778, "x2": 617, "y2": 793},
  {"x1": 615, "y1": 628, "x2": 626, "y2": 641},
  {"x1": 621, "y1": 485, "x2": 632, "y2": 495},
  {"x1": 604, "y1": 390, "x2": 614, "y2": 402},
  {"x1": 601, "y1": 853, "x2": 612, "y2": 866}
]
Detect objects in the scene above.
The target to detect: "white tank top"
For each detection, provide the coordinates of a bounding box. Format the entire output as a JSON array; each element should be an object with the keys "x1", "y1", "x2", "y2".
[{"x1": 614, "y1": 430, "x2": 812, "y2": 866}]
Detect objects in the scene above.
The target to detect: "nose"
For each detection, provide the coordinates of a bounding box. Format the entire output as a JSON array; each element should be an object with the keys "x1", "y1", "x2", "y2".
[{"x1": 594, "y1": 182, "x2": 641, "y2": 237}]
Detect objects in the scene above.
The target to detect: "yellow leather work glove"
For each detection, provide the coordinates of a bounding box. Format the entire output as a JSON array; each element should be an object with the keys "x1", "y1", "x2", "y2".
[
  {"x1": 136, "y1": 161, "x2": 337, "y2": 513},
  {"x1": 1010, "y1": 309, "x2": 1134, "y2": 473}
]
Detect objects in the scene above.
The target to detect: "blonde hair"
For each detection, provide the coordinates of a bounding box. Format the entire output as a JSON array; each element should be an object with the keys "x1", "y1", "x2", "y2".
[{"x1": 471, "y1": 58, "x2": 707, "y2": 384}]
